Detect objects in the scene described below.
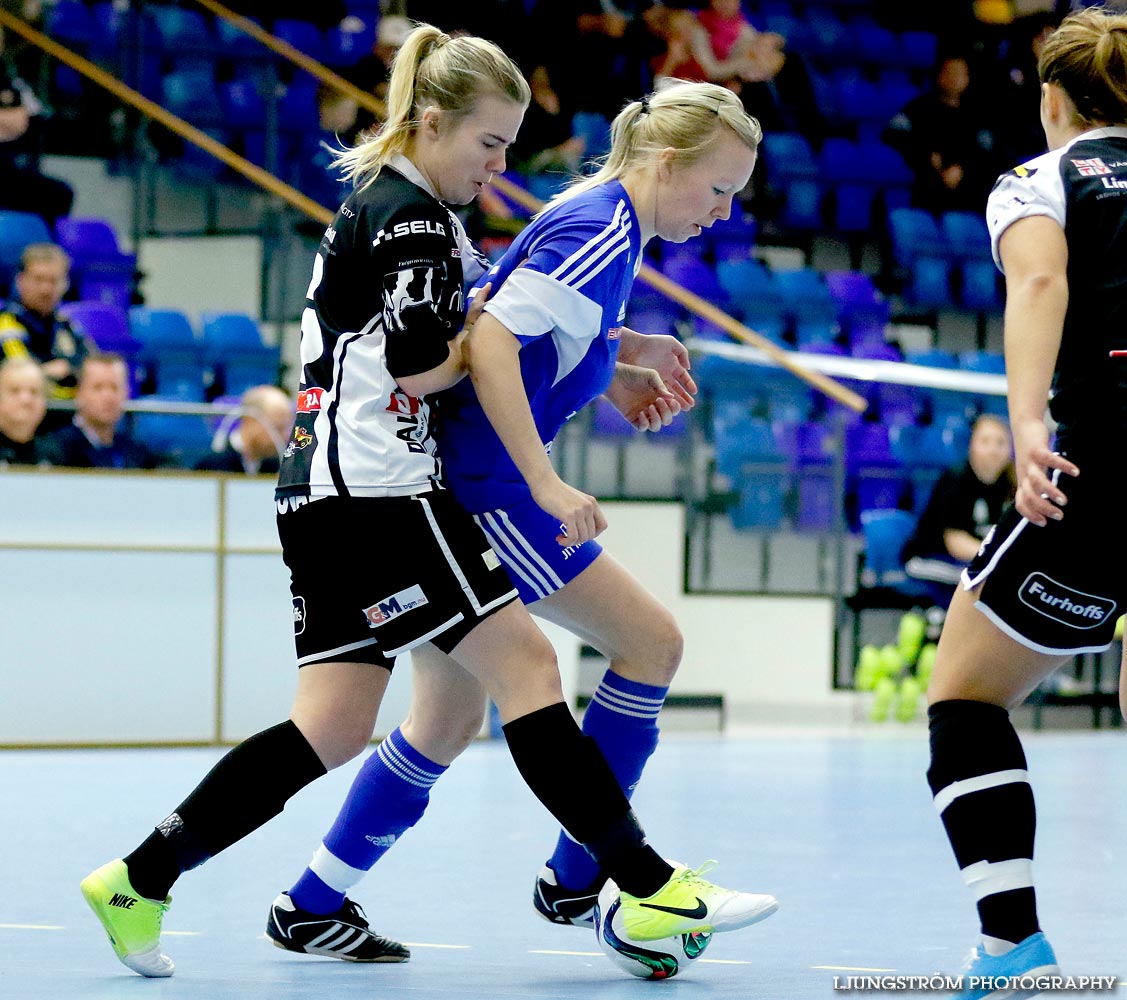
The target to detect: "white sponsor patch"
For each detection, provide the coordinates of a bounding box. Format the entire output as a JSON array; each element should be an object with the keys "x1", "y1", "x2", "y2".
[
  {"x1": 1018, "y1": 572, "x2": 1116, "y2": 629},
  {"x1": 482, "y1": 549, "x2": 501, "y2": 571},
  {"x1": 364, "y1": 585, "x2": 429, "y2": 628}
]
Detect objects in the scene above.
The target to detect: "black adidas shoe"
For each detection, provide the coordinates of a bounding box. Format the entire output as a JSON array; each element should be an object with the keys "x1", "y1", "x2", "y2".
[
  {"x1": 266, "y1": 892, "x2": 409, "y2": 962},
  {"x1": 532, "y1": 865, "x2": 605, "y2": 927}
]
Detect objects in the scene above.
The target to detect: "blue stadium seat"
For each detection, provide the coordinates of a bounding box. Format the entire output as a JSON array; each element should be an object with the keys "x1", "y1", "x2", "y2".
[
  {"x1": 905, "y1": 348, "x2": 959, "y2": 369},
  {"x1": 147, "y1": 6, "x2": 212, "y2": 52},
  {"x1": 888, "y1": 207, "x2": 949, "y2": 265},
  {"x1": 730, "y1": 471, "x2": 788, "y2": 530},
  {"x1": 220, "y1": 80, "x2": 268, "y2": 129},
  {"x1": 59, "y1": 302, "x2": 143, "y2": 391},
  {"x1": 662, "y1": 255, "x2": 727, "y2": 306},
  {"x1": 959, "y1": 350, "x2": 1006, "y2": 375},
  {"x1": 56, "y1": 218, "x2": 137, "y2": 310},
  {"x1": 200, "y1": 313, "x2": 280, "y2": 395},
  {"x1": 325, "y1": 21, "x2": 377, "y2": 67},
  {"x1": 273, "y1": 19, "x2": 325, "y2": 62},
  {"x1": 129, "y1": 307, "x2": 208, "y2": 400},
  {"x1": 907, "y1": 257, "x2": 953, "y2": 308},
  {"x1": 899, "y1": 31, "x2": 938, "y2": 70},
  {"x1": 852, "y1": 23, "x2": 900, "y2": 67},
  {"x1": 702, "y1": 211, "x2": 757, "y2": 262},
  {"x1": 216, "y1": 16, "x2": 264, "y2": 56},
  {"x1": 858, "y1": 509, "x2": 918, "y2": 589},
  {"x1": 941, "y1": 211, "x2": 992, "y2": 260},
  {"x1": 46, "y1": 0, "x2": 95, "y2": 48},
  {"x1": 960, "y1": 259, "x2": 1002, "y2": 311},
  {"x1": 573, "y1": 112, "x2": 612, "y2": 161},
  {"x1": 132, "y1": 408, "x2": 215, "y2": 467},
  {"x1": 162, "y1": 69, "x2": 224, "y2": 128}
]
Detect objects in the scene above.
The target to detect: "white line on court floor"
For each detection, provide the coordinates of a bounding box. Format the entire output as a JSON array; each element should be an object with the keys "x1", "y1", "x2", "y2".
[{"x1": 0, "y1": 924, "x2": 65, "y2": 930}]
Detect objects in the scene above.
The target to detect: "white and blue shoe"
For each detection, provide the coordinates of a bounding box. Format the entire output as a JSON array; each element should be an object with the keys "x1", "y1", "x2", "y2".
[{"x1": 955, "y1": 932, "x2": 1059, "y2": 1000}]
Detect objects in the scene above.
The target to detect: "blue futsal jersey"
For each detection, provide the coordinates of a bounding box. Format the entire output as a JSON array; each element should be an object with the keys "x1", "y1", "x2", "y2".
[{"x1": 436, "y1": 180, "x2": 642, "y2": 512}]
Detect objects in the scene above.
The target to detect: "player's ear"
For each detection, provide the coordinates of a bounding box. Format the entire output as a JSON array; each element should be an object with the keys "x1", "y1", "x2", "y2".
[
  {"x1": 657, "y1": 146, "x2": 677, "y2": 180},
  {"x1": 420, "y1": 106, "x2": 442, "y2": 135}
]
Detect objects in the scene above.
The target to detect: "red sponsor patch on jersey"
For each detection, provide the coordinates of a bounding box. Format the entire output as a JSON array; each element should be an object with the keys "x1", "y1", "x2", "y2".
[
  {"x1": 297, "y1": 387, "x2": 325, "y2": 412},
  {"x1": 1072, "y1": 157, "x2": 1111, "y2": 176},
  {"x1": 607, "y1": 327, "x2": 622, "y2": 340},
  {"x1": 386, "y1": 390, "x2": 421, "y2": 416}
]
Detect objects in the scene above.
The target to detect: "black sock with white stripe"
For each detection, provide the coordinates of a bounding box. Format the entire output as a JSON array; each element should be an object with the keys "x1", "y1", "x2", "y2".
[
  {"x1": 503, "y1": 703, "x2": 674, "y2": 898},
  {"x1": 927, "y1": 700, "x2": 1040, "y2": 950}
]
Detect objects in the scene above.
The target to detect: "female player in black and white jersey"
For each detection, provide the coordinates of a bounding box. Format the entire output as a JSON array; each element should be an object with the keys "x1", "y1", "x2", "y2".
[
  {"x1": 924, "y1": 9, "x2": 1127, "y2": 993},
  {"x1": 79, "y1": 24, "x2": 768, "y2": 979}
]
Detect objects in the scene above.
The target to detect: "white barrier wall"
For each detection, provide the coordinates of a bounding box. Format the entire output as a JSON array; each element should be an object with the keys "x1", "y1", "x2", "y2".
[{"x1": 0, "y1": 472, "x2": 840, "y2": 746}]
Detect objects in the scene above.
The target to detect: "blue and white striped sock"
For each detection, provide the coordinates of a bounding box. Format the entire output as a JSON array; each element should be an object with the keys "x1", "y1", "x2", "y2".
[
  {"x1": 547, "y1": 670, "x2": 667, "y2": 890},
  {"x1": 289, "y1": 727, "x2": 445, "y2": 915}
]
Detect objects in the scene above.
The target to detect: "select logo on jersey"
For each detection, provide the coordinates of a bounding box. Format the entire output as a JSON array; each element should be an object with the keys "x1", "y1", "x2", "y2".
[
  {"x1": 297, "y1": 387, "x2": 324, "y2": 413},
  {"x1": 364, "y1": 585, "x2": 429, "y2": 628},
  {"x1": 1072, "y1": 157, "x2": 1111, "y2": 176},
  {"x1": 293, "y1": 596, "x2": 307, "y2": 635},
  {"x1": 1018, "y1": 573, "x2": 1116, "y2": 629},
  {"x1": 386, "y1": 390, "x2": 421, "y2": 416},
  {"x1": 372, "y1": 219, "x2": 448, "y2": 246}
]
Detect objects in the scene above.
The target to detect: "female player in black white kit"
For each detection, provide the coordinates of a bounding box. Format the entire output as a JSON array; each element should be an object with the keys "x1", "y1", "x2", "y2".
[
  {"x1": 924, "y1": 9, "x2": 1127, "y2": 994},
  {"x1": 79, "y1": 24, "x2": 770, "y2": 979}
]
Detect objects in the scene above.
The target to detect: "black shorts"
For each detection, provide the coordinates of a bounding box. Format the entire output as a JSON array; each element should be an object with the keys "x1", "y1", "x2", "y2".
[
  {"x1": 964, "y1": 462, "x2": 1124, "y2": 655},
  {"x1": 277, "y1": 491, "x2": 518, "y2": 669}
]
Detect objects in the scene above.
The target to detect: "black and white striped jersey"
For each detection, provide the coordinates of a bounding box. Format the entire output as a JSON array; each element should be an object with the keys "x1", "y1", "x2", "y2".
[
  {"x1": 277, "y1": 155, "x2": 489, "y2": 499},
  {"x1": 987, "y1": 126, "x2": 1127, "y2": 447}
]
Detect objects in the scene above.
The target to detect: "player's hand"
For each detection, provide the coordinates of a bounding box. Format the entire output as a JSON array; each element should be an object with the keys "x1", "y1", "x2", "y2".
[
  {"x1": 462, "y1": 282, "x2": 492, "y2": 335},
  {"x1": 617, "y1": 333, "x2": 697, "y2": 411},
  {"x1": 604, "y1": 364, "x2": 680, "y2": 431},
  {"x1": 1012, "y1": 417, "x2": 1079, "y2": 527},
  {"x1": 530, "y1": 473, "x2": 607, "y2": 545}
]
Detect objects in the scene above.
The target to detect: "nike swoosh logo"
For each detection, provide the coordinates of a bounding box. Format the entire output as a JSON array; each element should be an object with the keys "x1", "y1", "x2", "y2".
[{"x1": 638, "y1": 897, "x2": 707, "y2": 919}]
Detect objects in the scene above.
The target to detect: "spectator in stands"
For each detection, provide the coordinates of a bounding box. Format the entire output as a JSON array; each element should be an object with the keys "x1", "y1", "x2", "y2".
[
  {"x1": 0, "y1": 355, "x2": 56, "y2": 465},
  {"x1": 0, "y1": 25, "x2": 75, "y2": 226},
  {"x1": 651, "y1": 6, "x2": 782, "y2": 90},
  {"x1": 883, "y1": 55, "x2": 999, "y2": 214},
  {"x1": 195, "y1": 384, "x2": 293, "y2": 475},
  {"x1": 50, "y1": 352, "x2": 162, "y2": 469},
  {"x1": 0, "y1": 244, "x2": 90, "y2": 410},
  {"x1": 901, "y1": 414, "x2": 1015, "y2": 602},
  {"x1": 509, "y1": 65, "x2": 584, "y2": 177},
  {"x1": 530, "y1": 1, "x2": 661, "y2": 121},
  {"x1": 993, "y1": 14, "x2": 1058, "y2": 165}
]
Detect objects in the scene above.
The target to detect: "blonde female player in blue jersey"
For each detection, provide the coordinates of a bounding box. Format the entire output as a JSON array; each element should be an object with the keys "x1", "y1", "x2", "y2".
[{"x1": 267, "y1": 79, "x2": 776, "y2": 956}]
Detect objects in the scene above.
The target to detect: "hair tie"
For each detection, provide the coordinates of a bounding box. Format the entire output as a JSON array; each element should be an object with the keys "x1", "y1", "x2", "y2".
[{"x1": 639, "y1": 95, "x2": 651, "y2": 116}]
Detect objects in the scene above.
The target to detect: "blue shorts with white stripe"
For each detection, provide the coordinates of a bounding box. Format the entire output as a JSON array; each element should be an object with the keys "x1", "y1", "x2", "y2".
[{"x1": 472, "y1": 493, "x2": 603, "y2": 604}]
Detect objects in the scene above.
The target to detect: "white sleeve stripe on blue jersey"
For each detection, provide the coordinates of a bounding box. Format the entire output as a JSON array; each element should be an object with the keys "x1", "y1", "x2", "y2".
[
  {"x1": 557, "y1": 215, "x2": 632, "y2": 291},
  {"x1": 549, "y1": 199, "x2": 627, "y2": 283},
  {"x1": 570, "y1": 223, "x2": 632, "y2": 293}
]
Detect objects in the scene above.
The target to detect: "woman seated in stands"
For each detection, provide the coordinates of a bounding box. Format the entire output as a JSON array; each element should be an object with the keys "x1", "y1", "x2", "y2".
[{"x1": 901, "y1": 413, "x2": 1015, "y2": 604}]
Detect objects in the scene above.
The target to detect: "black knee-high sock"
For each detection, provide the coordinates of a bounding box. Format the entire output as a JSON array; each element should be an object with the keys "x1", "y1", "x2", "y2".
[
  {"x1": 124, "y1": 721, "x2": 326, "y2": 900},
  {"x1": 927, "y1": 700, "x2": 1039, "y2": 946},
  {"x1": 503, "y1": 703, "x2": 673, "y2": 898}
]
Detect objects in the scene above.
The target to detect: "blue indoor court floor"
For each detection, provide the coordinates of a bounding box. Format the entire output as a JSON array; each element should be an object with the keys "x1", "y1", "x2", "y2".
[{"x1": 2, "y1": 730, "x2": 1125, "y2": 1000}]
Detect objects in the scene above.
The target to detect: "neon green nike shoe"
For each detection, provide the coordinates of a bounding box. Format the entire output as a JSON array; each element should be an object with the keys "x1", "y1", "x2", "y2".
[
  {"x1": 618, "y1": 862, "x2": 778, "y2": 942},
  {"x1": 80, "y1": 859, "x2": 174, "y2": 977}
]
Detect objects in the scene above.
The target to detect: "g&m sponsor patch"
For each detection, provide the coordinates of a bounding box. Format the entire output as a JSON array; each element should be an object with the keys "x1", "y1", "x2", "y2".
[
  {"x1": 364, "y1": 585, "x2": 429, "y2": 628},
  {"x1": 1018, "y1": 573, "x2": 1116, "y2": 629},
  {"x1": 1072, "y1": 157, "x2": 1111, "y2": 176}
]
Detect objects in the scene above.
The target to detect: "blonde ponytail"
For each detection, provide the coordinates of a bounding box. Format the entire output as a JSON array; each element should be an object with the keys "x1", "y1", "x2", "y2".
[
  {"x1": 544, "y1": 80, "x2": 761, "y2": 212},
  {"x1": 332, "y1": 23, "x2": 529, "y2": 188}
]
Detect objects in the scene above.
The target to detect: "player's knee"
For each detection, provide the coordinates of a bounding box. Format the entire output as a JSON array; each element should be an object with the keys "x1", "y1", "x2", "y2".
[
  {"x1": 302, "y1": 718, "x2": 375, "y2": 770},
  {"x1": 403, "y1": 703, "x2": 484, "y2": 761},
  {"x1": 649, "y1": 615, "x2": 684, "y2": 684}
]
